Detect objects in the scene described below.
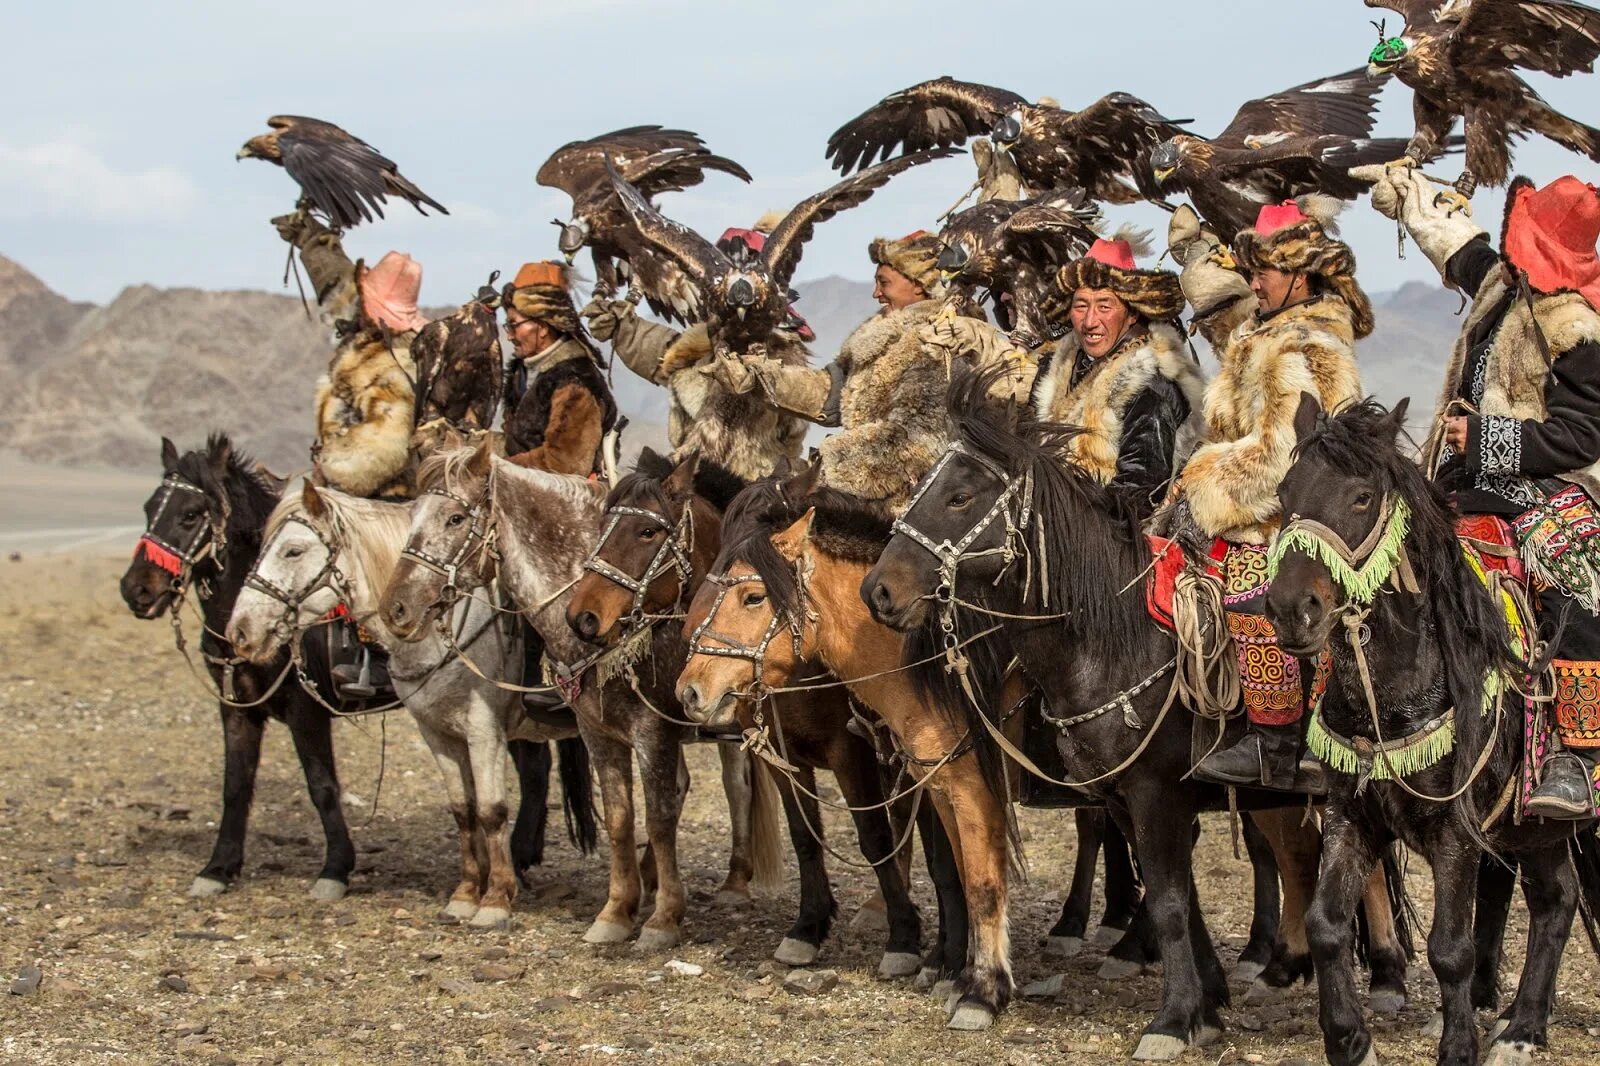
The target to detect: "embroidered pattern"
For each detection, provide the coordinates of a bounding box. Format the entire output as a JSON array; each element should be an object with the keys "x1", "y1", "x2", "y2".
[
  {"x1": 1477, "y1": 415, "x2": 1523, "y2": 476},
  {"x1": 1553, "y1": 658, "x2": 1600, "y2": 748},
  {"x1": 1223, "y1": 543, "x2": 1272, "y2": 606},
  {"x1": 1222, "y1": 543, "x2": 1325, "y2": 726},
  {"x1": 1468, "y1": 339, "x2": 1492, "y2": 407}
]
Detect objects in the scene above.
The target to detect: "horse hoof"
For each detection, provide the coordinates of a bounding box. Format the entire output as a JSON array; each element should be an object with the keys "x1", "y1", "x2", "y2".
[
  {"x1": 1243, "y1": 978, "x2": 1279, "y2": 1004},
  {"x1": 188, "y1": 876, "x2": 228, "y2": 899},
  {"x1": 309, "y1": 878, "x2": 347, "y2": 902},
  {"x1": 1194, "y1": 1024, "x2": 1222, "y2": 1047},
  {"x1": 1092, "y1": 924, "x2": 1126, "y2": 949},
  {"x1": 1354, "y1": 1048, "x2": 1379, "y2": 1066},
  {"x1": 1486, "y1": 1018, "x2": 1511, "y2": 1043},
  {"x1": 877, "y1": 952, "x2": 921, "y2": 980},
  {"x1": 1481, "y1": 1040, "x2": 1534, "y2": 1066},
  {"x1": 773, "y1": 937, "x2": 819, "y2": 966},
  {"x1": 1230, "y1": 960, "x2": 1264, "y2": 984},
  {"x1": 714, "y1": 888, "x2": 751, "y2": 907},
  {"x1": 1098, "y1": 956, "x2": 1146, "y2": 980},
  {"x1": 468, "y1": 906, "x2": 510, "y2": 929},
  {"x1": 1044, "y1": 935, "x2": 1084, "y2": 958},
  {"x1": 931, "y1": 979, "x2": 955, "y2": 1001},
  {"x1": 1421, "y1": 1012, "x2": 1444, "y2": 1039},
  {"x1": 1369, "y1": 988, "x2": 1406, "y2": 1015},
  {"x1": 582, "y1": 919, "x2": 632, "y2": 945},
  {"x1": 634, "y1": 925, "x2": 681, "y2": 953},
  {"x1": 946, "y1": 1003, "x2": 995, "y2": 1031},
  {"x1": 1130, "y1": 1034, "x2": 1187, "y2": 1061},
  {"x1": 443, "y1": 899, "x2": 479, "y2": 921},
  {"x1": 912, "y1": 967, "x2": 938, "y2": 991},
  {"x1": 850, "y1": 904, "x2": 889, "y2": 933}
]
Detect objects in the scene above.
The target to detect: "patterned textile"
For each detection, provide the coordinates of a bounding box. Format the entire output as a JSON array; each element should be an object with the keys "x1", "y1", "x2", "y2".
[
  {"x1": 1553, "y1": 659, "x2": 1600, "y2": 748},
  {"x1": 1223, "y1": 543, "x2": 1327, "y2": 726},
  {"x1": 1477, "y1": 415, "x2": 1523, "y2": 475},
  {"x1": 1513, "y1": 484, "x2": 1600, "y2": 611}
]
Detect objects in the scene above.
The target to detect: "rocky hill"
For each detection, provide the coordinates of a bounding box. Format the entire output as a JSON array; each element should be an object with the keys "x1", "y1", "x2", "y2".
[{"x1": 0, "y1": 254, "x2": 1462, "y2": 474}]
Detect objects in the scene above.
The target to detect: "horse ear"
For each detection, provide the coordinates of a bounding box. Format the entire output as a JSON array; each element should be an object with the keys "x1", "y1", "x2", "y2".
[
  {"x1": 160, "y1": 437, "x2": 179, "y2": 472},
  {"x1": 1384, "y1": 397, "x2": 1411, "y2": 441},
  {"x1": 209, "y1": 437, "x2": 233, "y2": 473},
  {"x1": 301, "y1": 480, "x2": 327, "y2": 518},
  {"x1": 770, "y1": 455, "x2": 795, "y2": 479},
  {"x1": 467, "y1": 435, "x2": 494, "y2": 478},
  {"x1": 664, "y1": 449, "x2": 701, "y2": 501},
  {"x1": 787, "y1": 455, "x2": 824, "y2": 501},
  {"x1": 771, "y1": 508, "x2": 816, "y2": 563},
  {"x1": 1293, "y1": 392, "x2": 1323, "y2": 444}
]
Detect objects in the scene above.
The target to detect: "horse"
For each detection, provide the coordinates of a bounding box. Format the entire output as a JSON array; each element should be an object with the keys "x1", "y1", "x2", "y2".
[
  {"x1": 673, "y1": 468, "x2": 1022, "y2": 1031},
  {"x1": 565, "y1": 448, "x2": 923, "y2": 976},
  {"x1": 1266, "y1": 395, "x2": 1600, "y2": 1066},
  {"x1": 378, "y1": 443, "x2": 784, "y2": 950},
  {"x1": 224, "y1": 479, "x2": 580, "y2": 926},
  {"x1": 861, "y1": 371, "x2": 1409, "y2": 1061}
]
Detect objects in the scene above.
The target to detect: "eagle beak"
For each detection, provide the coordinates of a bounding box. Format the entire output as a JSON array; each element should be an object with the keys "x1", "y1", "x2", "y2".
[
  {"x1": 735, "y1": 307, "x2": 746, "y2": 321},
  {"x1": 1154, "y1": 167, "x2": 1175, "y2": 184},
  {"x1": 562, "y1": 250, "x2": 577, "y2": 265},
  {"x1": 235, "y1": 146, "x2": 250, "y2": 161},
  {"x1": 1366, "y1": 63, "x2": 1384, "y2": 79}
]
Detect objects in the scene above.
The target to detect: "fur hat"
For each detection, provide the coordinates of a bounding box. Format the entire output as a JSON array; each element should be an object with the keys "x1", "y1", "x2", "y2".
[
  {"x1": 358, "y1": 252, "x2": 427, "y2": 333},
  {"x1": 502, "y1": 260, "x2": 581, "y2": 336},
  {"x1": 1233, "y1": 197, "x2": 1374, "y2": 338},
  {"x1": 1055, "y1": 228, "x2": 1185, "y2": 322},
  {"x1": 869, "y1": 230, "x2": 942, "y2": 293},
  {"x1": 1502, "y1": 175, "x2": 1600, "y2": 312}
]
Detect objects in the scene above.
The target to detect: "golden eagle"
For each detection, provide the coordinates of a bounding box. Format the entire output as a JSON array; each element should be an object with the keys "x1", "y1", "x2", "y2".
[
  {"x1": 935, "y1": 188, "x2": 1102, "y2": 345},
  {"x1": 237, "y1": 116, "x2": 447, "y2": 230},
  {"x1": 825, "y1": 77, "x2": 1190, "y2": 205},
  {"x1": 538, "y1": 126, "x2": 752, "y2": 324},
  {"x1": 607, "y1": 147, "x2": 959, "y2": 354},
  {"x1": 1365, "y1": 0, "x2": 1600, "y2": 191},
  {"x1": 1148, "y1": 68, "x2": 1426, "y2": 242}
]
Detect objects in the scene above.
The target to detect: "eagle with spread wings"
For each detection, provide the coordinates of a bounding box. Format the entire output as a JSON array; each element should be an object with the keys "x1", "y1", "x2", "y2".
[
  {"x1": 538, "y1": 126, "x2": 752, "y2": 324},
  {"x1": 1148, "y1": 69, "x2": 1429, "y2": 242},
  {"x1": 1365, "y1": 0, "x2": 1600, "y2": 191},
  {"x1": 935, "y1": 188, "x2": 1102, "y2": 346},
  {"x1": 607, "y1": 147, "x2": 959, "y2": 354},
  {"x1": 825, "y1": 77, "x2": 1190, "y2": 206},
  {"x1": 237, "y1": 116, "x2": 447, "y2": 230}
]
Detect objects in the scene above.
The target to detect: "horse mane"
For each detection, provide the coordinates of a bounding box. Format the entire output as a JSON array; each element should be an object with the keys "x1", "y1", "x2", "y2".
[
  {"x1": 609, "y1": 448, "x2": 750, "y2": 515},
  {"x1": 1297, "y1": 399, "x2": 1525, "y2": 838},
  {"x1": 176, "y1": 432, "x2": 281, "y2": 549},
  {"x1": 264, "y1": 483, "x2": 412, "y2": 597},
  {"x1": 416, "y1": 444, "x2": 490, "y2": 497}
]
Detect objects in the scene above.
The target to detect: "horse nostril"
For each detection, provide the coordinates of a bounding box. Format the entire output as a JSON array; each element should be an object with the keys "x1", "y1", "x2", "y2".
[
  {"x1": 390, "y1": 601, "x2": 408, "y2": 622},
  {"x1": 575, "y1": 612, "x2": 599, "y2": 640},
  {"x1": 869, "y1": 582, "x2": 894, "y2": 614},
  {"x1": 678, "y1": 684, "x2": 701, "y2": 716}
]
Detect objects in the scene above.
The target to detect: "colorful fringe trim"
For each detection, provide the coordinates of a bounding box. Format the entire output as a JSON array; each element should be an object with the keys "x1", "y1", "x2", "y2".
[{"x1": 1268, "y1": 496, "x2": 1412, "y2": 605}]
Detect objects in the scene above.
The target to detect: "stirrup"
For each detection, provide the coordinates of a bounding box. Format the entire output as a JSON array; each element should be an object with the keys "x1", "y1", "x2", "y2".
[{"x1": 1527, "y1": 752, "x2": 1594, "y2": 821}]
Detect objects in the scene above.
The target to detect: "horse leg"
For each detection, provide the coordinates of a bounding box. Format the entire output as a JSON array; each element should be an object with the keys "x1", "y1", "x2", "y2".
[
  {"x1": 1188, "y1": 867, "x2": 1229, "y2": 1038},
  {"x1": 772, "y1": 766, "x2": 834, "y2": 967},
  {"x1": 462, "y1": 701, "x2": 517, "y2": 927},
  {"x1": 1361, "y1": 847, "x2": 1409, "y2": 1015},
  {"x1": 940, "y1": 761, "x2": 1014, "y2": 1031},
  {"x1": 1248, "y1": 807, "x2": 1318, "y2": 993},
  {"x1": 1101, "y1": 815, "x2": 1187, "y2": 978},
  {"x1": 1123, "y1": 790, "x2": 1210, "y2": 1061},
  {"x1": 1046, "y1": 808, "x2": 1103, "y2": 957},
  {"x1": 508, "y1": 739, "x2": 551, "y2": 885},
  {"x1": 580, "y1": 725, "x2": 641, "y2": 944},
  {"x1": 1483, "y1": 844, "x2": 1577, "y2": 1064},
  {"x1": 1424, "y1": 830, "x2": 1483, "y2": 1066},
  {"x1": 1235, "y1": 812, "x2": 1280, "y2": 982},
  {"x1": 915, "y1": 795, "x2": 968, "y2": 990},
  {"x1": 832, "y1": 738, "x2": 921, "y2": 978},
  {"x1": 1473, "y1": 852, "x2": 1518, "y2": 1012},
  {"x1": 1100, "y1": 815, "x2": 1142, "y2": 940},
  {"x1": 715, "y1": 743, "x2": 755, "y2": 904},
  {"x1": 1306, "y1": 809, "x2": 1381, "y2": 1066},
  {"x1": 283, "y1": 699, "x2": 356, "y2": 902},
  {"x1": 416, "y1": 724, "x2": 483, "y2": 921},
  {"x1": 192, "y1": 706, "x2": 268, "y2": 898},
  {"x1": 634, "y1": 724, "x2": 687, "y2": 952}
]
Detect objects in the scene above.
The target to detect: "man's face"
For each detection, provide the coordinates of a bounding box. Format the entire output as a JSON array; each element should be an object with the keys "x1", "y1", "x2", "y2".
[
  {"x1": 1070, "y1": 287, "x2": 1134, "y2": 359},
  {"x1": 1250, "y1": 268, "x2": 1304, "y2": 313},
  {"x1": 873, "y1": 265, "x2": 925, "y2": 311},
  {"x1": 506, "y1": 312, "x2": 551, "y2": 357}
]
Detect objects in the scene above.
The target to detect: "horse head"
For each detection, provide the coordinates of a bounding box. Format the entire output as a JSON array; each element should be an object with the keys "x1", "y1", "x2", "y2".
[
  {"x1": 227, "y1": 481, "x2": 349, "y2": 663},
  {"x1": 121, "y1": 434, "x2": 247, "y2": 619}
]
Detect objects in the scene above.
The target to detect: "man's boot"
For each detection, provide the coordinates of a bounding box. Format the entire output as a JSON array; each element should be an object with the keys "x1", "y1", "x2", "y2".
[
  {"x1": 1527, "y1": 748, "x2": 1595, "y2": 820},
  {"x1": 520, "y1": 622, "x2": 576, "y2": 728},
  {"x1": 1194, "y1": 721, "x2": 1305, "y2": 790},
  {"x1": 332, "y1": 644, "x2": 392, "y2": 700}
]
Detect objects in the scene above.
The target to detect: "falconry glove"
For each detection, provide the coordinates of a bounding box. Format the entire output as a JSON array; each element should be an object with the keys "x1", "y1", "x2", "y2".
[
  {"x1": 272, "y1": 210, "x2": 355, "y2": 310},
  {"x1": 737, "y1": 354, "x2": 837, "y2": 423},
  {"x1": 581, "y1": 296, "x2": 634, "y2": 343},
  {"x1": 1170, "y1": 208, "x2": 1253, "y2": 344},
  {"x1": 1351, "y1": 164, "x2": 1485, "y2": 278}
]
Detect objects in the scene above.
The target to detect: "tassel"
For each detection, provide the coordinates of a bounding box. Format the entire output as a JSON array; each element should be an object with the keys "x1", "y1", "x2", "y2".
[
  {"x1": 134, "y1": 535, "x2": 185, "y2": 579},
  {"x1": 1306, "y1": 707, "x2": 1458, "y2": 783},
  {"x1": 1269, "y1": 497, "x2": 1412, "y2": 604}
]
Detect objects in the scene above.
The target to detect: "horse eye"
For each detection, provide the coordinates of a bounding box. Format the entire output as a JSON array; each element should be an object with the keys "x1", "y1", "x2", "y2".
[
  {"x1": 639, "y1": 527, "x2": 663, "y2": 541},
  {"x1": 948, "y1": 492, "x2": 974, "y2": 509},
  {"x1": 284, "y1": 547, "x2": 305, "y2": 560},
  {"x1": 1353, "y1": 491, "x2": 1374, "y2": 510},
  {"x1": 447, "y1": 512, "x2": 466, "y2": 527},
  {"x1": 742, "y1": 591, "x2": 767, "y2": 608}
]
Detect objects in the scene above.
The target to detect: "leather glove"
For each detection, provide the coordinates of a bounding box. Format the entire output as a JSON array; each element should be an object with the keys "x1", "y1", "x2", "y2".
[
  {"x1": 1350, "y1": 163, "x2": 1485, "y2": 275},
  {"x1": 581, "y1": 297, "x2": 633, "y2": 343}
]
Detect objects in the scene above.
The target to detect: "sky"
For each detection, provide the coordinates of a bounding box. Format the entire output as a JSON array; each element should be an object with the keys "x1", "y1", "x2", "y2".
[{"x1": 4, "y1": 1, "x2": 1598, "y2": 306}]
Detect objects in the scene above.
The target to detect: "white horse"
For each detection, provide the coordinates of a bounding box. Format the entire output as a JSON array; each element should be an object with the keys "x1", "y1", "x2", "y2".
[{"x1": 226, "y1": 481, "x2": 539, "y2": 927}]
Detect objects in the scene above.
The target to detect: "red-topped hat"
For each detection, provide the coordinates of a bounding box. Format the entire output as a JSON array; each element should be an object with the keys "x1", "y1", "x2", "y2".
[
  {"x1": 1084, "y1": 238, "x2": 1137, "y2": 271},
  {"x1": 1504, "y1": 176, "x2": 1600, "y2": 312},
  {"x1": 1252, "y1": 201, "x2": 1311, "y2": 239}
]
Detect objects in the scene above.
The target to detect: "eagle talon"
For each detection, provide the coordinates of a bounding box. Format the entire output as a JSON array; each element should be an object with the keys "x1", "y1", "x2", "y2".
[{"x1": 1432, "y1": 189, "x2": 1473, "y2": 217}]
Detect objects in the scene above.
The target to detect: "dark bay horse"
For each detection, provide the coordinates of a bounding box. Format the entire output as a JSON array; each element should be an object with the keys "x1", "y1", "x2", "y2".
[{"x1": 1267, "y1": 397, "x2": 1600, "y2": 1066}]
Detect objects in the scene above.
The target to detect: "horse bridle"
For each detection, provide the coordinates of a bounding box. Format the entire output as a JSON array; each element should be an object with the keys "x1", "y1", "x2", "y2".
[
  {"x1": 138, "y1": 473, "x2": 227, "y2": 595},
  {"x1": 687, "y1": 566, "x2": 812, "y2": 704},
  {"x1": 582, "y1": 500, "x2": 695, "y2": 625},
  {"x1": 242, "y1": 514, "x2": 353, "y2": 642},
  {"x1": 399, "y1": 484, "x2": 499, "y2": 608}
]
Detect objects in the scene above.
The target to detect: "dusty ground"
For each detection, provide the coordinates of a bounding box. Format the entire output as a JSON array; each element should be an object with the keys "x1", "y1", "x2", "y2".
[{"x1": 4, "y1": 551, "x2": 1600, "y2": 1065}]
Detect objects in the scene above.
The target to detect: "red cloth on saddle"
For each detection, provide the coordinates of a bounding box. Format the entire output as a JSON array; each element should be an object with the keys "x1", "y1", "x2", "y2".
[
  {"x1": 1145, "y1": 536, "x2": 1229, "y2": 629},
  {"x1": 1457, "y1": 514, "x2": 1526, "y2": 584}
]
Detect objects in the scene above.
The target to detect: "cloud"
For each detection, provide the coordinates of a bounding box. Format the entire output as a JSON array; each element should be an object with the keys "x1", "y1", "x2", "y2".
[{"x1": 0, "y1": 137, "x2": 199, "y2": 223}]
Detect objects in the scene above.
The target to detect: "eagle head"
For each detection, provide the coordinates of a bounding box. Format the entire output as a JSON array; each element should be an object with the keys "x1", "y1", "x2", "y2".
[
  {"x1": 937, "y1": 240, "x2": 973, "y2": 281},
  {"x1": 1150, "y1": 139, "x2": 1183, "y2": 185},
  {"x1": 554, "y1": 216, "x2": 590, "y2": 261},
  {"x1": 991, "y1": 110, "x2": 1024, "y2": 151},
  {"x1": 726, "y1": 274, "x2": 758, "y2": 320},
  {"x1": 236, "y1": 133, "x2": 279, "y2": 163},
  {"x1": 1367, "y1": 34, "x2": 1410, "y2": 76}
]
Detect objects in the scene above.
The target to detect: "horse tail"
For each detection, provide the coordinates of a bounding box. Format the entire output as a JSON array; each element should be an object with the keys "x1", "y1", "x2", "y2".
[
  {"x1": 1380, "y1": 841, "x2": 1417, "y2": 960},
  {"x1": 1569, "y1": 830, "x2": 1600, "y2": 958},
  {"x1": 748, "y1": 757, "x2": 786, "y2": 894},
  {"x1": 556, "y1": 736, "x2": 598, "y2": 856}
]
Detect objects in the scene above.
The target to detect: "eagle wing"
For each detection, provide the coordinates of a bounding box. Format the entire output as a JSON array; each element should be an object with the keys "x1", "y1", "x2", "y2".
[
  {"x1": 763, "y1": 147, "x2": 962, "y2": 288},
  {"x1": 999, "y1": 188, "x2": 1102, "y2": 264},
  {"x1": 1364, "y1": 0, "x2": 1450, "y2": 25},
  {"x1": 624, "y1": 148, "x2": 752, "y2": 198},
  {"x1": 1031, "y1": 93, "x2": 1191, "y2": 199},
  {"x1": 826, "y1": 77, "x2": 1025, "y2": 173},
  {"x1": 604, "y1": 155, "x2": 732, "y2": 299},
  {"x1": 537, "y1": 126, "x2": 721, "y2": 199},
  {"x1": 269, "y1": 115, "x2": 446, "y2": 229},
  {"x1": 1451, "y1": 0, "x2": 1600, "y2": 76},
  {"x1": 1212, "y1": 68, "x2": 1388, "y2": 147}
]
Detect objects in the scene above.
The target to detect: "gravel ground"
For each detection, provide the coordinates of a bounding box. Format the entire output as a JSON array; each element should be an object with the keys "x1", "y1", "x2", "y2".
[{"x1": 5, "y1": 552, "x2": 1600, "y2": 1065}]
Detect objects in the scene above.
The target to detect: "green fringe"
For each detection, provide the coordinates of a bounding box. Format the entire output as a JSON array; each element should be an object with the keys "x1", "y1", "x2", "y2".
[
  {"x1": 1306, "y1": 705, "x2": 1458, "y2": 781},
  {"x1": 1268, "y1": 497, "x2": 1412, "y2": 604}
]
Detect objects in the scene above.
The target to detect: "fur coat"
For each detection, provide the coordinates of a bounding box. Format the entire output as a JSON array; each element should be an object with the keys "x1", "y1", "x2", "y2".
[
  {"x1": 314, "y1": 331, "x2": 418, "y2": 499},
  {"x1": 502, "y1": 338, "x2": 616, "y2": 476},
  {"x1": 1181, "y1": 296, "x2": 1363, "y2": 543},
  {"x1": 1031, "y1": 322, "x2": 1207, "y2": 485}
]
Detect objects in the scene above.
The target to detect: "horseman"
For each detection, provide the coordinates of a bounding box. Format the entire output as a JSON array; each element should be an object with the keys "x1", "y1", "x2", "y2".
[
  {"x1": 500, "y1": 261, "x2": 618, "y2": 476},
  {"x1": 1030, "y1": 236, "x2": 1207, "y2": 513},
  {"x1": 1365, "y1": 167, "x2": 1600, "y2": 818},
  {"x1": 583, "y1": 218, "x2": 812, "y2": 480},
  {"x1": 1179, "y1": 199, "x2": 1371, "y2": 790}
]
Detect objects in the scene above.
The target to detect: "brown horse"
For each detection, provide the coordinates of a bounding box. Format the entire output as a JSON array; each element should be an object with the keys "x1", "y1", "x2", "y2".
[
  {"x1": 674, "y1": 478, "x2": 1017, "y2": 1031},
  {"x1": 565, "y1": 449, "x2": 922, "y2": 976}
]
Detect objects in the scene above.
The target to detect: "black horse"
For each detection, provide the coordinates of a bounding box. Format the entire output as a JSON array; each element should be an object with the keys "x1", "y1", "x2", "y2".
[
  {"x1": 1266, "y1": 397, "x2": 1600, "y2": 1066},
  {"x1": 119, "y1": 434, "x2": 594, "y2": 899},
  {"x1": 862, "y1": 372, "x2": 1408, "y2": 1060}
]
